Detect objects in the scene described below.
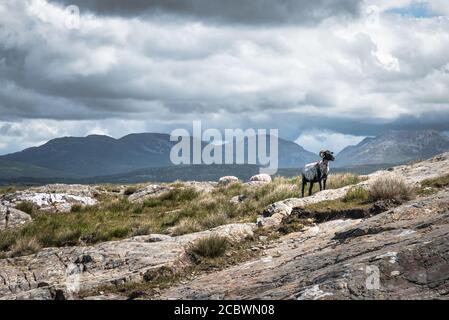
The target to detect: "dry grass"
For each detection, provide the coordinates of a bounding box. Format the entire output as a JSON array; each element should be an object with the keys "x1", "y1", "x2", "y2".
[
  {"x1": 326, "y1": 173, "x2": 367, "y2": 189},
  {"x1": 189, "y1": 235, "x2": 229, "y2": 259},
  {"x1": 305, "y1": 198, "x2": 371, "y2": 213},
  {"x1": 302, "y1": 173, "x2": 368, "y2": 196},
  {"x1": 200, "y1": 212, "x2": 229, "y2": 230},
  {"x1": 0, "y1": 186, "x2": 18, "y2": 196},
  {"x1": 10, "y1": 237, "x2": 41, "y2": 257},
  {"x1": 171, "y1": 219, "x2": 201, "y2": 236},
  {"x1": 0, "y1": 172, "x2": 365, "y2": 257},
  {"x1": 368, "y1": 176, "x2": 415, "y2": 203}
]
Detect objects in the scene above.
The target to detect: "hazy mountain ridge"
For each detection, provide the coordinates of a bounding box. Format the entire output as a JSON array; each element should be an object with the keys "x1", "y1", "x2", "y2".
[
  {"x1": 335, "y1": 130, "x2": 449, "y2": 167},
  {"x1": 1, "y1": 134, "x2": 177, "y2": 177},
  {"x1": 0, "y1": 133, "x2": 317, "y2": 182},
  {"x1": 2, "y1": 130, "x2": 449, "y2": 183}
]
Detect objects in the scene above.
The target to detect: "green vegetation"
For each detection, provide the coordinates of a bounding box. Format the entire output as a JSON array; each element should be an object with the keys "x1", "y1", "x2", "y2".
[
  {"x1": 15, "y1": 201, "x2": 36, "y2": 215},
  {"x1": 304, "y1": 198, "x2": 371, "y2": 213},
  {"x1": 417, "y1": 174, "x2": 449, "y2": 196},
  {"x1": 343, "y1": 187, "x2": 369, "y2": 203},
  {"x1": 421, "y1": 174, "x2": 449, "y2": 189},
  {"x1": 326, "y1": 173, "x2": 367, "y2": 189},
  {"x1": 0, "y1": 186, "x2": 18, "y2": 196},
  {"x1": 124, "y1": 186, "x2": 138, "y2": 196},
  {"x1": 277, "y1": 216, "x2": 310, "y2": 234},
  {"x1": 305, "y1": 186, "x2": 371, "y2": 213},
  {"x1": 304, "y1": 176, "x2": 415, "y2": 215},
  {"x1": 0, "y1": 173, "x2": 365, "y2": 257}
]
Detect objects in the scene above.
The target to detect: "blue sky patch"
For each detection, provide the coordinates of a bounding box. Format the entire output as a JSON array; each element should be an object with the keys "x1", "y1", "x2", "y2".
[{"x1": 385, "y1": 1, "x2": 437, "y2": 18}]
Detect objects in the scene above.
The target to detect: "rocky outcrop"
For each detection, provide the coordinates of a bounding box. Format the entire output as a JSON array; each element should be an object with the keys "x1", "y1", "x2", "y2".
[
  {"x1": 0, "y1": 204, "x2": 32, "y2": 230},
  {"x1": 1, "y1": 153, "x2": 448, "y2": 300},
  {"x1": 160, "y1": 190, "x2": 449, "y2": 300},
  {"x1": 27, "y1": 184, "x2": 98, "y2": 197},
  {"x1": 0, "y1": 223, "x2": 254, "y2": 300},
  {"x1": 260, "y1": 187, "x2": 353, "y2": 227},
  {"x1": 370, "y1": 152, "x2": 449, "y2": 184},
  {"x1": 1, "y1": 184, "x2": 98, "y2": 213},
  {"x1": 128, "y1": 185, "x2": 173, "y2": 203},
  {"x1": 260, "y1": 152, "x2": 449, "y2": 228}
]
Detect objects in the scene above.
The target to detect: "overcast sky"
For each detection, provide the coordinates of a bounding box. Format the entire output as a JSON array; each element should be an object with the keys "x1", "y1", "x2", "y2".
[{"x1": 1, "y1": 0, "x2": 449, "y2": 154}]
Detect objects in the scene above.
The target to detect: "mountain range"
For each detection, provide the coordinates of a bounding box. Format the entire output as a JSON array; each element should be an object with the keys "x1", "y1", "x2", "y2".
[
  {"x1": 0, "y1": 133, "x2": 317, "y2": 183},
  {"x1": 1, "y1": 129, "x2": 448, "y2": 184},
  {"x1": 335, "y1": 130, "x2": 449, "y2": 167}
]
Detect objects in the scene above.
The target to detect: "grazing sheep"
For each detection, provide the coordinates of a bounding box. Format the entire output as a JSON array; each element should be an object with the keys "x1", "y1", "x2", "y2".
[{"x1": 301, "y1": 150, "x2": 335, "y2": 197}]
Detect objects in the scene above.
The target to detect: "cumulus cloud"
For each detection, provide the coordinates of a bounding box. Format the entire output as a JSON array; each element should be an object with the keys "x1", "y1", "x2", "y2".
[
  {"x1": 296, "y1": 131, "x2": 366, "y2": 154},
  {"x1": 0, "y1": 0, "x2": 448, "y2": 154}
]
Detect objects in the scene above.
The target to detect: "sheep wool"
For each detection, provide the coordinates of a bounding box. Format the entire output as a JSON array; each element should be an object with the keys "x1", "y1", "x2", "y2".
[{"x1": 302, "y1": 161, "x2": 330, "y2": 182}]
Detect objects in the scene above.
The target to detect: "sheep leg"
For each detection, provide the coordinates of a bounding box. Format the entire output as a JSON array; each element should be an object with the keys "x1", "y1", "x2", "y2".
[
  {"x1": 323, "y1": 178, "x2": 327, "y2": 190},
  {"x1": 301, "y1": 178, "x2": 306, "y2": 198},
  {"x1": 308, "y1": 182, "x2": 314, "y2": 196},
  {"x1": 319, "y1": 180, "x2": 323, "y2": 191}
]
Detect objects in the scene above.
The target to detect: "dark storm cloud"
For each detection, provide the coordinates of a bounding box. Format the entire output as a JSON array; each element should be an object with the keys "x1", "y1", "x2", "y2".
[
  {"x1": 1, "y1": 0, "x2": 449, "y2": 154},
  {"x1": 224, "y1": 112, "x2": 449, "y2": 143},
  {"x1": 51, "y1": 0, "x2": 362, "y2": 25}
]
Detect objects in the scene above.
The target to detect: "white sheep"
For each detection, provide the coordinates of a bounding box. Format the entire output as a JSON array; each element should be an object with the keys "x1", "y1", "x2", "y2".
[{"x1": 301, "y1": 150, "x2": 335, "y2": 197}]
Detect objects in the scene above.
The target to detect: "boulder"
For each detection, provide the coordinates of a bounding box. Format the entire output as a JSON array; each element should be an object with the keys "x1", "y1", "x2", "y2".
[
  {"x1": 0, "y1": 204, "x2": 32, "y2": 230},
  {"x1": 218, "y1": 176, "x2": 240, "y2": 186},
  {"x1": 250, "y1": 174, "x2": 272, "y2": 183},
  {"x1": 230, "y1": 195, "x2": 247, "y2": 204}
]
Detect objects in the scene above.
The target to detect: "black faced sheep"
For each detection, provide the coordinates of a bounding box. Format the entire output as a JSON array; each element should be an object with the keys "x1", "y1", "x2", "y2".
[{"x1": 301, "y1": 150, "x2": 335, "y2": 198}]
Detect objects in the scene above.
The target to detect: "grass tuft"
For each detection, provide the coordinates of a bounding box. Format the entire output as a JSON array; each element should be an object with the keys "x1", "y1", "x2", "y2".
[
  {"x1": 343, "y1": 187, "x2": 369, "y2": 203},
  {"x1": 326, "y1": 173, "x2": 367, "y2": 190},
  {"x1": 189, "y1": 235, "x2": 228, "y2": 259},
  {"x1": 10, "y1": 237, "x2": 41, "y2": 257},
  {"x1": 420, "y1": 174, "x2": 449, "y2": 189},
  {"x1": 15, "y1": 201, "x2": 35, "y2": 215},
  {"x1": 124, "y1": 186, "x2": 138, "y2": 196},
  {"x1": 368, "y1": 176, "x2": 415, "y2": 203},
  {"x1": 171, "y1": 219, "x2": 201, "y2": 236}
]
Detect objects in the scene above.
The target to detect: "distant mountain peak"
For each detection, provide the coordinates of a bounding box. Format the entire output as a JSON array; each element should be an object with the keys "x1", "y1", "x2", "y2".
[
  {"x1": 0, "y1": 132, "x2": 316, "y2": 179},
  {"x1": 336, "y1": 129, "x2": 449, "y2": 167}
]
